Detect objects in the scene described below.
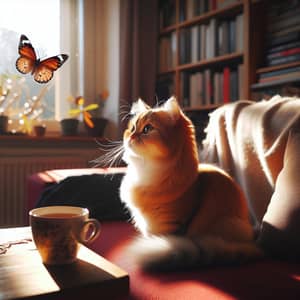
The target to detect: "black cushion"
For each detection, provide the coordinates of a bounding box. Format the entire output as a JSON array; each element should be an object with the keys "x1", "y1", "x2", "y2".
[{"x1": 36, "y1": 172, "x2": 131, "y2": 221}]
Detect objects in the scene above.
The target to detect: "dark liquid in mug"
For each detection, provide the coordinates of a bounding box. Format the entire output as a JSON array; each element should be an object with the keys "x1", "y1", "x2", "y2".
[{"x1": 41, "y1": 213, "x2": 79, "y2": 218}]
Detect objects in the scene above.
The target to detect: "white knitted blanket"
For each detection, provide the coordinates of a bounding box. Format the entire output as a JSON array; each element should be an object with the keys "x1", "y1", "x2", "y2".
[{"x1": 201, "y1": 95, "x2": 300, "y2": 226}]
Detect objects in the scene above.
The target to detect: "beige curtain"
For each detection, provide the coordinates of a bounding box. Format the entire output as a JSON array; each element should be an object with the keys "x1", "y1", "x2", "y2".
[{"x1": 119, "y1": 0, "x2": 158, "y2": 130}]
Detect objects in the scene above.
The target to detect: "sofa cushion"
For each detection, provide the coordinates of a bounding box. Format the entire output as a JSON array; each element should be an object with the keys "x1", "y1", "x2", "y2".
[
  {"x1": 259, "y1": 129, "x2": 300, "y2": 259},
  {"x1": 201, "y1": 96, "x2": 300, "y2": 225}
]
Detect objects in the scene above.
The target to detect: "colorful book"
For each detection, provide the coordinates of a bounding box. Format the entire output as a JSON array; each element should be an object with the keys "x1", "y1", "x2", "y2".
[
  {"x1": 267, "y1": 41, "x2": 300, "y2": 54},
  {"x1": 258, "y1": 71, "x2": 300, "y2": 83},
  {"x1": 266, "y1": 47, "x2": 300, "y2": 60},
  {"x1": 267, "y1": 31, "x2": 300, "y2": 47},
  {"x1": 259, "y1": 66, "x2": 300, "y2": 79},
  {"x1": 266, "y1": 53, "x2": 300, "y2": 66}
]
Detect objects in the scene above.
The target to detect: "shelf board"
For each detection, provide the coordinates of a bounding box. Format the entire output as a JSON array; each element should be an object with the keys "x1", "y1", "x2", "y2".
[
  {"x1": 159, "y1": 24, "x2": 177, "y2": 35},
  {"x1": 251, "y1": 77, "x2": 300, "y2": 90},
  {"x1": 157, "y1": 52, "x2": 243, "y2": 76},
  {"x1": 256, "y1": 61, "x2": 300, "y2": 74},
  {"x1": 177, "y1": 52, "x2": 243, "y2": 71}
]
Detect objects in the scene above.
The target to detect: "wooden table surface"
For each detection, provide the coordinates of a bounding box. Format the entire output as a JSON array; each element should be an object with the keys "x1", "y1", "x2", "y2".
[{"x1": 0, "y1": 227, "x2": 129, "y2": 300}]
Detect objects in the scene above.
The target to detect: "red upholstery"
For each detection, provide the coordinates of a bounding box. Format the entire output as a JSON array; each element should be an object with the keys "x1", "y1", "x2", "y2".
[
  {"x1": 90, "y1": 221, "x2": 300, "y2": 300},
  {"x1": 27, "y1": 169, "x2": 300, "y2": 299}
]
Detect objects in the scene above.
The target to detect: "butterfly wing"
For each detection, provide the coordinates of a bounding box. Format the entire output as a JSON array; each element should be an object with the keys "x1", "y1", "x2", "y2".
[
  {"x1": 16, "y1": 34, "x2": 37, "y2": 74},
  {"x1": 33, "y1": 54, "x2": 69, "y2": 84}
]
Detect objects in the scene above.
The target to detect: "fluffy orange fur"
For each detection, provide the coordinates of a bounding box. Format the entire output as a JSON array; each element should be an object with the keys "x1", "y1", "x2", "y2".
[{"x1": 120, "y1": 97, "x2": 262, "y2": 270}]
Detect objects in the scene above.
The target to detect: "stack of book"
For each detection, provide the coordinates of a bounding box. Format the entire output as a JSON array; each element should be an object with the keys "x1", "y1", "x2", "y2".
[
  {"x1": 179, "y1": 14, "x2": 243, "y2": 64},
  {"x1": 264, "y1": 0, "x2": 300, "y2": 68},
  {"x1": 258, "y1": 66, "x2": 300, "y2": 84},
  {"x1": 181, "y1": 64, "x2": 244, "y2": 107}
]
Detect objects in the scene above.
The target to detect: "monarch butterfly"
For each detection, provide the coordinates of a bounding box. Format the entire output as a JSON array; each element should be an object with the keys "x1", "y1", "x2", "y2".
[{"x1": 16, "y1": 34, "x2": 69, "y2": 84}]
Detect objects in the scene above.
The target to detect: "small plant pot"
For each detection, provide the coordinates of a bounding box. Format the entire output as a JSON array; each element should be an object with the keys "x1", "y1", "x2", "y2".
[
  {"x1": 0, "y1": 115, "x2": 8, "y2": 135},
  {"x1": 85, "y1": 117, "x2": 108, "y2": 137},
  {"x1": 34, "y1": 125, "x2": 46, "y2": 137},
  {"x1": 60, "y1": 118, "x2": 79, "y2": 136}
]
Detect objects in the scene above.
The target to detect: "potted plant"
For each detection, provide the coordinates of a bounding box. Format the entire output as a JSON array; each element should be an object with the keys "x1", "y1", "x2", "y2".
[
  {"x1": 84, "y1": 90, "x2": 109, "y2": 137},
  {"x1": 66, "y1": 91, "x2": 109, "y2": 137},
  {"x1": 61, "y1": 96, "x2": 98, "y2": 136},
  {"x1": 60, "y1": 96, "x2": 84, "y2": 136}
]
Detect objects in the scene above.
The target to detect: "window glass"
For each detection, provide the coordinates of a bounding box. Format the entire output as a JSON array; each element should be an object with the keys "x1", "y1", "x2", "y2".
[{"x1": 0, "y1": 0, "x2": 62, "y2": 120}]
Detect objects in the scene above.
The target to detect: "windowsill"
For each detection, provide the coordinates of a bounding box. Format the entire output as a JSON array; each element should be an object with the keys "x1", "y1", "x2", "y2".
[{"x1": 6, "y1": 119, "x2": 107, "y2": 142}]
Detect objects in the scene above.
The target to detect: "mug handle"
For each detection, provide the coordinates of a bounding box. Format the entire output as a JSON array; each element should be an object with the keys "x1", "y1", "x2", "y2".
[{"x1": 80, "y1": 218, "x2": 101, "y2": 243}]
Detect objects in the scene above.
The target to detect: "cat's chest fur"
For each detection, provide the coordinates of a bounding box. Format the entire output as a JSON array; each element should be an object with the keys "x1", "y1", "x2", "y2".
[{"x1": 120, "y1": 163, "x2": 199, "y2": 236}]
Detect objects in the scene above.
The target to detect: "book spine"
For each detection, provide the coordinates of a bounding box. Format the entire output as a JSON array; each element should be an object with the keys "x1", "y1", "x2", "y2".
[
  {"x1": 201, "y1": 24, "x2": 207, "y2": 60},
  {"x1": 258, "y1": 71, "x2": 300, "y2": 83},
  {"x1": 259, "y1": 66, "x2": 300, "y2": 79},
  {"x1": 267, "y1": 41, "x2": 300, "y2": 54},
  {"x1": 179, "y1": 0, "x2": 186, "y2": 22},
  {"x1": 269, "y1": 24, "x2": 300, "y2": 39},
  {"x1": 229, "y1": 18, "x2": 236, "y2": 53},
  {"x1": 230, "y1": 69, "x2": 238, "y2": 101},
  {"x1": 191, "y1": 25, "x2": 198, "y2": 62},
  {"x1": 238, "y1": 64, "x2": 244, "y2": 99},
  {"x1": 236, "y1": 14, "x2": 244, "y2": 52},
  {"x1": 266, "y1": 53, "x2": 300, "y2": 66},
  {"x1": 266, "y1": 47, "x2": 300, "y2": 60},
  {"x1": 217, "y1": 21, "x2": 229, "y2": 56},
  {"x1": 267, "y1": 31, "x2": 300, "y2": 47},
  {"x1": 180, "y1": 29, "x2": 186, "y2": 64},
  {"x1": 223, "y1": 67, "x2": 230, "y2": 103},
  {"x1": 204, "y1": 69, "x2": 212, "y2": 105},
  {"x1": 267, "y1": 9, "x2": 300, "y2": 34},
  {"x1": 206, "y1": 18, "x2": 217, "y2": 59}
]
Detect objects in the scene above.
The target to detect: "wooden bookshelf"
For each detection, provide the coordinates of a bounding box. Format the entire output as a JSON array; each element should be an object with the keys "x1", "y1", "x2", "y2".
[
  {"x1": 156, "y1": 0, "x2": 254, "y2": 141},
  {"x1": 155, "y1": 0, "x2": 300, "y2": 140},
  {"x1": 156, "y1": 0, "x2": 252, "y2": 111}
]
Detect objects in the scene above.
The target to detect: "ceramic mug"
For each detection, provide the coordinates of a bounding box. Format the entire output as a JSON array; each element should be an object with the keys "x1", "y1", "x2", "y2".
[{"x1": 29, "y1": 206, "x2": 100, "y2": 265}]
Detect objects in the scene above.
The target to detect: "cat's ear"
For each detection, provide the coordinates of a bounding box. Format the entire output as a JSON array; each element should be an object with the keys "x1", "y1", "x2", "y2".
[
  {"x1": 163, "y1": 96, "x2": 181, "y2": 122},
  {"x1": 131, "y1": 98, "x2": 150, "y2": 115}
]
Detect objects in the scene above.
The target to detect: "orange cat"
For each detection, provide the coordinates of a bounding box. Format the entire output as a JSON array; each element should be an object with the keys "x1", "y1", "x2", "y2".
[{"x1": 119, "y1": 97, "x2": 262, "y2": 271}]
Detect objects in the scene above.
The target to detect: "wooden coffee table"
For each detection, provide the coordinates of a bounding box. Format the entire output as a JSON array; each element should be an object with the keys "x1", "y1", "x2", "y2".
[{"x1": 0, "y1": 227, "x2": 129, "y2": 300}]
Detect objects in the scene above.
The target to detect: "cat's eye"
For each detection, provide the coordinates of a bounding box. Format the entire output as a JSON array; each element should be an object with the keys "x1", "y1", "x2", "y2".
[{"x1": 142, "y1": 124, "x2": 153, "y2": 134}]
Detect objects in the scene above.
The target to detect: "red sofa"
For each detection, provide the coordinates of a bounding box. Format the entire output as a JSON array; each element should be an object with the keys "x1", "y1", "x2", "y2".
[
  {"x1": 26, "y1": 98, "x2": 300, "y2": 298},
  {"x1": 27, "y1": 168, "x2": 300, "y2": 300}
]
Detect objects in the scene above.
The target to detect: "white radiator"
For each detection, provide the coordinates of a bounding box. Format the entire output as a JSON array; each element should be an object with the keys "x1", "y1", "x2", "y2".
[{"x1": 0, "y1": 157, "x2": 88, "y2": 228}]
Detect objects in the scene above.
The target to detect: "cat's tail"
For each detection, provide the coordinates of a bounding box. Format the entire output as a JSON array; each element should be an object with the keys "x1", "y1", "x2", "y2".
[{"x1": 128, "y1": 235, "x2": 264, "y2": 271}]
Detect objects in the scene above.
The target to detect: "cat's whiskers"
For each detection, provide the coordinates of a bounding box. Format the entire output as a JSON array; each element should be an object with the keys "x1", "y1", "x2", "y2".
[
  {"x1": 92, "y1": 140, "x2": 124, "y2": 168},
  {"x1": 119, "y1": 101, "x2": 132, "y2": 122}
]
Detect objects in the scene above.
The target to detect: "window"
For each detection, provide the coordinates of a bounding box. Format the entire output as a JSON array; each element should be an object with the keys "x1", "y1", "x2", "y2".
[{"x1": 0, "y1": 0, "x2": 81, "y2": 122}]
